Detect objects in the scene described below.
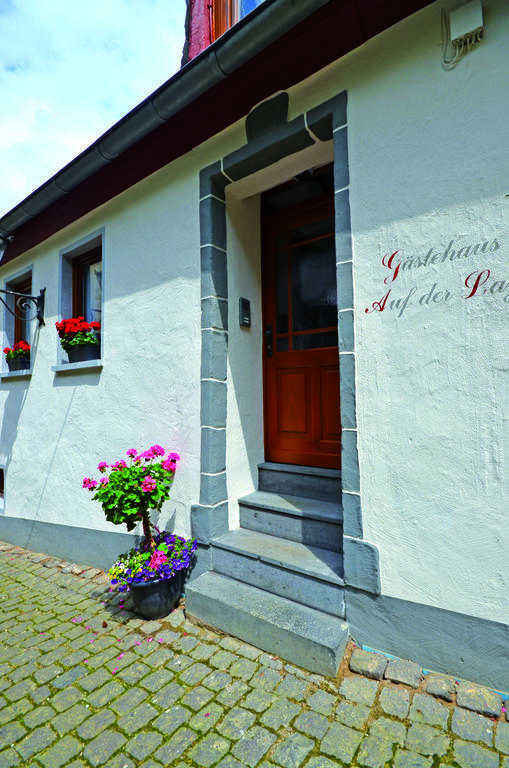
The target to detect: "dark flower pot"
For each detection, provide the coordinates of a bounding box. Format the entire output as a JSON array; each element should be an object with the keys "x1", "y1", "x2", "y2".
[
  {"x1": 6, "y1": 356, "x2": 30, "y2": 372},
  {"x1": 67, "y1": 344, "x2": 100, "y2": 363},
  {"x1": 129, "y1": 571, "x2": 184, "y2": 620}
]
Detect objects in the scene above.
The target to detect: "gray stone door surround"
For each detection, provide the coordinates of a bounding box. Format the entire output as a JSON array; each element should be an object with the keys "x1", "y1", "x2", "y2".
[{"x1": 191, "y1": 90, "x2": 380, "y2": 596}]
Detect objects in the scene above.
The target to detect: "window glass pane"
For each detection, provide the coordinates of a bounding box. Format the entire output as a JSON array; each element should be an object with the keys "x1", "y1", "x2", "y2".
[
  {"x1": 276, "y1": 337, "x2": 289, "y2": 352},
  {"x1": 19, "y1": 281, "x2": 31, "y2": 343},
  {"x1": 84, "y1": 261, "x2": 102, "y2": 324},
  {"x1": 239, "y1": 0, "x2": 265, "y2": 18},
  {"x1": 291, "y1": 236, "x2": 337, "y2": 332},
  {"x1": 293, "y1": 330, "x2": 338, "y2": 350},
  {"x1": 275, "y1": 251, "x2": 288, "y2": 334},
  {"x1": 289, "y1": 216, "x2": 334, "y2": 245}
]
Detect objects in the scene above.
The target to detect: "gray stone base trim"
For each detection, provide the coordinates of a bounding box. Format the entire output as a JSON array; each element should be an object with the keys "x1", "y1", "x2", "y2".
[
  {"x1": 191, "y1": 503, "x2": 229, "y2": 545},
  {"x1": 343, "y1": 536, "x2": 380, "y2": 594},
  {"x1": 342, "y1": 491, "x2": 362, "y2": 538},
  {"x1": 187, "y1": 542, "x2": 213, "y2": 582},
  {"x1": 0, "y1": 515, "x2": 139, "y2": 571},
  {"x1": 346, "y1": 589, "x2": 509, "y2": 690}
]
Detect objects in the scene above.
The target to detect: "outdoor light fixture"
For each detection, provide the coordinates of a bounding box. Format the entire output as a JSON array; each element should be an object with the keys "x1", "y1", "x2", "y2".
[{"x1": 0, "y1": 287, "x2": 46, "y2": 327}]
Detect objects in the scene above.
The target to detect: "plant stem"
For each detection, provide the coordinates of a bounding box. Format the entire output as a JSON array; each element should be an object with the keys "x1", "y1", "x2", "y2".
[{"x1": 141, "y1": 511, "x2": 154, "y2": 547}]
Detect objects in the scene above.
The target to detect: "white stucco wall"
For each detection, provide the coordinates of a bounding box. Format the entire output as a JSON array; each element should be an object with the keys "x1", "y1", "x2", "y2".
[
  {"x1": 225, "y1": 192, "x2": 263, "y2": 526},
  {"x1": 288, "y1": 0, "x2": 509, "y2": 623},
  {"x1": 0, "y1": 153, "x2": 206, "y2": 541}
]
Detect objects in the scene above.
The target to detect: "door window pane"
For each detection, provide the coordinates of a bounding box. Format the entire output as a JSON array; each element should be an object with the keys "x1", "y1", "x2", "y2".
[
  {"x1": 276, "y1": 337, "x2": 289, "y2": 352},
  {"x1": 274, "y1": 232, "x2": 286, "y2": 250},
  {"x1": 275, "y1": 251, "x2": 288, "y2": 334},
  {"x1": 293, "y1": 330, "x2": 338, "y2": 350},
  {"x1": 291, "y1": 236, "x2": 337, "y2": 332}
]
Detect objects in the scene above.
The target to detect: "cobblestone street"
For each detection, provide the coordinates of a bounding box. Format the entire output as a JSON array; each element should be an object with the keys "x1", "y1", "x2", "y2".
[{"x1": 0, "y1": 540, "x2": 508, "y2": 768}]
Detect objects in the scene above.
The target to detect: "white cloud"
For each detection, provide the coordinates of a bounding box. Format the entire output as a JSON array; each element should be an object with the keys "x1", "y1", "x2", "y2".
[{"x1": 0, "y1": 0, "x2": 186, "y2": 216}]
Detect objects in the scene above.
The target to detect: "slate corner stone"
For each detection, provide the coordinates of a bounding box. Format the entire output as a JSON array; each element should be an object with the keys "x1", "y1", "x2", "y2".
[
  {"x1": 385, "y1": 659, "x2": 423, "y2": 688},
  {"x1": 350, "y1": 648, "x2": 387, "y2": 680}
]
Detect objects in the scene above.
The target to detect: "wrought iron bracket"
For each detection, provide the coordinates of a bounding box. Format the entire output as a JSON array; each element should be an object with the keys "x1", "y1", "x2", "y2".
[{"x1": 0, "y1": 287, "x2": 46, "y2": 327}]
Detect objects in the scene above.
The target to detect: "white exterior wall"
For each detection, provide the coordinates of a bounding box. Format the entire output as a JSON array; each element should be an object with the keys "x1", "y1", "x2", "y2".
[
  {"x1": 289, "y1": 0, "x2": 509, "y2": 623},
  {"x1": 0, "y1": 153, "x2": 208, "y2": 542},
  {"x1": 222, "y1": 0, "x2": 508, "y2": 624}
]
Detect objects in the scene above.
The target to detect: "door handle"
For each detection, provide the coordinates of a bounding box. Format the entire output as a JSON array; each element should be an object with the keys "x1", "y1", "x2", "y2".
[{"x1": 265, "y1": 324, "x2": 273, "y2": 358}]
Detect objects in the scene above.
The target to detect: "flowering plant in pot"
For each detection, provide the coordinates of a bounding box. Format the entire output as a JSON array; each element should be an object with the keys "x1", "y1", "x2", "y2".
[
  {"x1": 83, "y1": 445, "x2": 197, "y2": 618},
  {"x1": 4, "y1": 340, "x2": 31, "y2": 371},
  {"x1": 55, "y1": 316, "x2": 100, "y2": 363}
]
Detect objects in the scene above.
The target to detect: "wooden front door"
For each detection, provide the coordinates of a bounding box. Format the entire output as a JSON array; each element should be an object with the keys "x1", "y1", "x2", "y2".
[{"x1": 262, "y1": 193, "x2": 341, "y2": 469}]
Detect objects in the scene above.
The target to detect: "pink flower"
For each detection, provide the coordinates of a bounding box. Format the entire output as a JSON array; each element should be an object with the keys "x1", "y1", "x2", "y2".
[
  {"x1": 97, "y1": 461, "x2": 108, "y2": 473},
  {"x1": 112, "y1": 460, "x2": 127, "y2": 471},
  {"x1": 162, "y1": 459, "x2": 176, "y2": 472},
  {"x1": 126, "y1": 448, "x2": 137, "y2": 458},
  {"x1": 99, "y1": 477, "x2": 109, "y2": 486},
  {"x1": 168, "y1": 452, "x2": 180, "y2": 462},
  {"x1": 150, "y1": 445, "x2": 165, "y2": 456},
  {"x1": 82, "y1": 477, "x2": 98, "y2": 489},
  {"x1": 141, "y1": 475, "x2": 157, "y2": 493},
  {"x1": 149, "y1": 550, "x2": 168, "y2": 569}
]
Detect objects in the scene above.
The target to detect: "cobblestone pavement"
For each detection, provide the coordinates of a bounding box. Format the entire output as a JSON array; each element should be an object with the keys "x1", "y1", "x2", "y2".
[{"x1": 1, "y1": 541, "x2": 508, "y2": 768}]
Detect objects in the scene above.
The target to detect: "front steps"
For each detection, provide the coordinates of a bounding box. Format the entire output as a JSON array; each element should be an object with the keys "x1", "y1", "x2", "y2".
[
  {"x1": 186, "y1": 462, "x2": 348, "y2": 676},
  {"x1": 187, "y1": 571, "x2": 349, "y2": 675}
]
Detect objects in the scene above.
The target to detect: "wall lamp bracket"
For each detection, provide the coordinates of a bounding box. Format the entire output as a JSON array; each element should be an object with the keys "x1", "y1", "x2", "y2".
[
  {"x1": 0, "y1": 234, "x2": 13, "y2": 263},
  {"x1": 0, "y1": 287, "x2": 46, "y2": 327}
]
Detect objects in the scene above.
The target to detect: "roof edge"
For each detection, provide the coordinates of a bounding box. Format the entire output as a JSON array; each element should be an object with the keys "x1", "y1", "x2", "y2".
[{"x1": 0, "y1": 0, "x2": 332, "y2": 239}]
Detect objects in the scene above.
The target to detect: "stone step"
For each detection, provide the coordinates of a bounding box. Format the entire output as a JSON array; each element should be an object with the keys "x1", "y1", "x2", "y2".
[
  {"x1": 258, "y1": 462, "x2": 342, "y2": 503},
  {"x1": 239, "y1": 490, "x2": 343, "y2": 552},
  {"x1": 212, "y1": 528, "x2": 345, "y2": 618},
  {"x1": 185, "y1": 570, "x2": 349, "y2": 676}
]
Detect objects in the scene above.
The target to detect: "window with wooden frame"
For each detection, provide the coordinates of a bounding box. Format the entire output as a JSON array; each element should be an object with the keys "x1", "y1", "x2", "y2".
[
  {"x1": 212, "y1": 0, "x2": 266, "y2": 40},
  {"x1": 72, "y1": 246, "x2": 102, "y2": 324},
  {"x1": 12, "y1": 274, "x2": 32, "y2": 345},
  {"x1": 59, "y1": 232, "x2": 104, "y2": 363},
  {"x1": 4, "y1": 270, "x2": 33, "y2": 358}
]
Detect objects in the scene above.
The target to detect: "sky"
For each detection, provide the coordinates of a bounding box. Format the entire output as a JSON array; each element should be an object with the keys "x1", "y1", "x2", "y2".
[{"x1": 0, "y1": 0, "x2": 186, "y2": 218}]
